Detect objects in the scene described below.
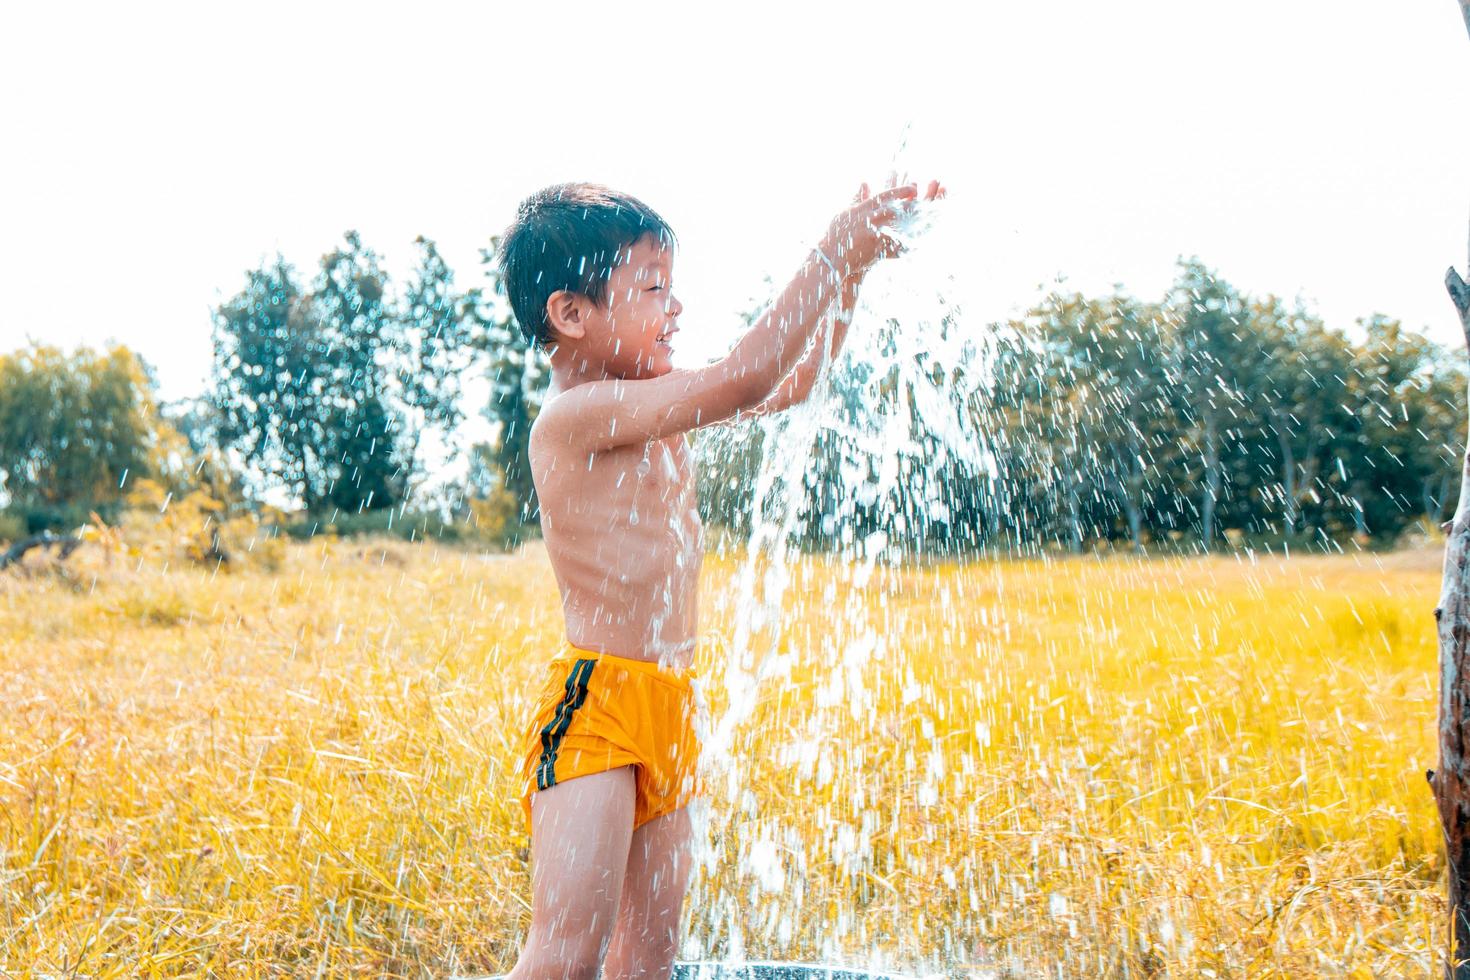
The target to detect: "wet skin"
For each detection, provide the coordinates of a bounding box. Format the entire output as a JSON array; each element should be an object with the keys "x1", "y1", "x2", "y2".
[
  {"x1": 530, "y1": 178, "x2": 944, "y2": 670},
  {"x1": 535, "y1": 427, "x2": 706, "y2": 668},
  {"x1": 530, "y1": 237, "x2": 705, "y2": 667},
  {"x1": 511, "y1": 179, "x2": 939, "y2": 979}
]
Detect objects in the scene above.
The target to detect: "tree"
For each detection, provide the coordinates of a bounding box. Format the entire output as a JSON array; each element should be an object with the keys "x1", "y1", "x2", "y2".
[
  {"x1": 1342, "y1": 317, "x2": 1448, "y2": 541},
  {"x1": 1165, "y1": 258, "x2": 1258, "y2": 549},
  {"x1": 159, "y1": 394, "x2": 248, "y2": 510},
  {"x1": 1250, "y1": 298, "x2": 1354, "y2": 540},
  {"x1": 396, "y1": 236, "x2": 478, "y2": 487},
  {"x1": 311, "y1": 231, "x2": 411, "y2": 513},
  {"x1": 213, "y1": 232, "x2": 483, "y2": 515},
  {"x1": 0, "y1": 343, "x2": 172, "y2": 528},
  {"x1": 1433, "y1": 0, "x2": 1470, "y2": 956},
  {"x1": 476, "y1": 236, "x2": 546, "y2": 528},
  {"x1": 1026, "y1": 290, "x2": 1179, "y2": 551},
  {"x1": 1409, "y1": 345, "x2": 1468, "y2": 525},
  {"x1": 211, "y1": 255, "x2": 331, "y2": 509}
]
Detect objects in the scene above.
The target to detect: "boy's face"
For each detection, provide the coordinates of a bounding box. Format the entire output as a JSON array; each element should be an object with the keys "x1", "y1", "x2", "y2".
[{"x1": 573, "y1": 234, "x2": 682, "y2": 381}]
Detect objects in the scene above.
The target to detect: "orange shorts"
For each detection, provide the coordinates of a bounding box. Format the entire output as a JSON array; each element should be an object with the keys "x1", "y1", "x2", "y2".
[{"x1": 519, "y1": 643, "x2": 704, "y2": 831}]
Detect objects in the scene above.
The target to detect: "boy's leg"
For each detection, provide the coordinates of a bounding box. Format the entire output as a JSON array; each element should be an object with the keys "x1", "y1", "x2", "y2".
[
  {"x1": 600, "y1": 806, "x2": 694, "y2": 980},
  {"x1": 508, "y1": 766, "x2": 636, "y2": 980}
]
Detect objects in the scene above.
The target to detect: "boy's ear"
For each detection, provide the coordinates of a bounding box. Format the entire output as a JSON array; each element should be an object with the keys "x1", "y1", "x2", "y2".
[{"x1": 544, "y1": 290, "x2": 589, "y2": 342}]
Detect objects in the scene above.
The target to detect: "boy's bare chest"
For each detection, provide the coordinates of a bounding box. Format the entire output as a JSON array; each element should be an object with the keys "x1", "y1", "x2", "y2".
[
  {"x1": 539, "y1": 436, "x2": 702, "y2": 554},
  {"x1": 615, "y1": 438, "x2": 700, "y2": 541}
]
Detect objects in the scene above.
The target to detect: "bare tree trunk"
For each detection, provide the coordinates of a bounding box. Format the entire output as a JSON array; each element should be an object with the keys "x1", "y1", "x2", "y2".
[
  {"x1": 1202, "y1": 406, "x2": 1220, "y2": 549},
  {"x1": 1108, "y1": 437, "x2": 1146, "y2": 553},
  {"x1": 1124, "y1": 472, "x2": 1144, "y2": 552},
  {"x1": 0, "y1": 532, "x2": 84, "y2": 570},
  {"x1": 1066, "y1": 482, "x2": 1084, "y2": 554},
  {"x1": 1273, "y1": 408, "x2": 1299, "y2": 537},
  {"x1": 1434, "y1": 8, "x2": 1470, "y2": 965},
  {"x1": 1437, "y1": 263, "x2": 1470, "y2": 979},
  {"x1": 1351, "y1": 479, "x2": 1371, "y2": 538}
]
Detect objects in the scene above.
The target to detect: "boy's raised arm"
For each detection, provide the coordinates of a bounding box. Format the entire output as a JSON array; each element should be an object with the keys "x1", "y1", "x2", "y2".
[
  {"x1": 724, "y1": 178, "x2": 945, "y2": 422},
  {"x1": 537, "y1": 183, "x2": 921, "y2": 455}
]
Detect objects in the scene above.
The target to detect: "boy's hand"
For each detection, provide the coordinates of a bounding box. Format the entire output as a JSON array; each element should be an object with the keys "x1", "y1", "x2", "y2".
[{"x1": 837, "y1": 174, "x2": 947, "y2": 290}]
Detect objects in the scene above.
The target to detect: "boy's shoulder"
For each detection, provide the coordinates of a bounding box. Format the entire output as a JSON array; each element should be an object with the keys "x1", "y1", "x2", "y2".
[
  {"x1": 532, "y1": 371, "x2": 699, "y2": 449},
  {"x1": 534, "y1": 381, "x2": 699, "y2": 467}
]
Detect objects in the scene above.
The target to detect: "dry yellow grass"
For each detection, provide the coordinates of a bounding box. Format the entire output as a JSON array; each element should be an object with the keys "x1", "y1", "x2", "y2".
[{"x1": 0, "y1": 537, "x2": 1446, "y2": 976}]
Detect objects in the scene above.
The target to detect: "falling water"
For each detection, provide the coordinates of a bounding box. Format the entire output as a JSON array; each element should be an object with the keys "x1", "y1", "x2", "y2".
[
  {"x1": 708, "y1": 192, "x2": 999, "y2": 752},
  {"x1": 689, "y1": 143, "x2": 1023, "y2": 973}
]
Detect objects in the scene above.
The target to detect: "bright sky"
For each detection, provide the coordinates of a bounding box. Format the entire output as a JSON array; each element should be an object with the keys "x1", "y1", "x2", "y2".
[{"x1": 2, "y1": 0, "x2": 1467, "y2": 419}]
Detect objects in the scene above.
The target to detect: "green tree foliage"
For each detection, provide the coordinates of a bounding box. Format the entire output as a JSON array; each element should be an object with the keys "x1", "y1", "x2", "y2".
[
  {"x1": 1347, "y1": 315, "x2": 1462, "y2": 540},
  {"x1": 211, "y1": 255, "x2": 328, "y2": 509},
  {"x1": 396, "y1": 236, "x2": 477, "y2": 475},
  {"x1": 699, "y1": 258, "x2": 1467, "y2": 553},
  {"x1": 1164, "y1": 258, "x2": 1263, "y2": 548},
  {"x1": 0, "y1": 344, "x2": 175, "y2": 529},
  {"x1": 311, "y1": 231, "x2": 410, "y2": 513},
  {"x1": 1011, "y1": 263, "x2": 1468, "y2": 550},
  {"x1": 159, "y1": 394, "x2": 248, "y2": 509},
  {"x1": 1409, "y1": 343, "x2": 1468, "y2": 524},
  {"x1": 195, "y1": 232, "x2": 1464, "y2": 553},
  {"x1": 212, "y1": 232, "x2": 481, "y2": 515},
  {"x1": 1249, "y1": 297, "x2": 1355, "y2": 540},
  {"x1": 996, "y1": 290, "x2": 1180, "y2": 551},
  {"x1": 475, "y1": 236, "x2": 545, "y2": 528}
]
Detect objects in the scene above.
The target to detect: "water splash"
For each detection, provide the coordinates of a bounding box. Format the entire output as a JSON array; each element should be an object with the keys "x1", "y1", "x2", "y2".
[
  {"x1": 693, "y1": 158, "x2": 1013, "y2": 970},
  {"x1": 708, "y1": 202, "x2": 998, "y2": 747}
]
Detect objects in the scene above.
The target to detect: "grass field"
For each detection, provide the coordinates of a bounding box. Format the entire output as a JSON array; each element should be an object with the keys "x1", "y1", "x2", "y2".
[{"x1": 0, "y1": 536, "x2": 1448, "y2": 977}]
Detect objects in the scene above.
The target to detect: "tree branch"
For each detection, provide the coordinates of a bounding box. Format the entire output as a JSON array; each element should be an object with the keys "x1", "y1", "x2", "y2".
[
  {"x1": 1448, "y1": 268, "x2": 1470, "y2": 344},
  {"x1": 0, "y1": 532, "x2": 84, "y2": 570},
  {"x1": 1436, "y1": 8, "x2": 1470, "y2": 976}
]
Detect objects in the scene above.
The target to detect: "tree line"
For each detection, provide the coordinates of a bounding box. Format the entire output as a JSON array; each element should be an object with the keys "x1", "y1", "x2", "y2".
[
  {"x1": 0, "y1": 230, "x2": 545, "y2": 545},
  {"x1": 204, "y1": 231, "x2": 542, "y2": 530},
  {"x1": 696, "y1": 258, "x2": 1468, "y2": 554},
  {"x1": 0, "y1": 247, "x2": 1462, "y2": 553}
]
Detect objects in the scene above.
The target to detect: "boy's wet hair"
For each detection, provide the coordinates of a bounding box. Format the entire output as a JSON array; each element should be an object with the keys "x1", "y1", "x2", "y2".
[{"x1": 498, "y1": 182, "x2": 677, "y2": 349}]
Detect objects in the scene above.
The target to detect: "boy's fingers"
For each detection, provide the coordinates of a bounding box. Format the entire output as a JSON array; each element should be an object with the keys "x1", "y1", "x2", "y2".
[
  {"x1": 871, "y1": 183, "x2": 919, "y2": 202},
  {"x1": 868, "y1": 198, "x2": 917, "y2": 225},
  {"x1": 869, "y1": 202, "x2": 911, "y2": 227},
  {"x1": 868, "y1": 205, "x2": 902, "y2": 226}
]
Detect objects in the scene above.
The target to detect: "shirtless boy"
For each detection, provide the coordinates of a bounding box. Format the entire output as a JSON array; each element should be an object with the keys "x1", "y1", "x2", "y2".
[{"x1": 501, "y1": 175, "x2": 944, "y2": 979}]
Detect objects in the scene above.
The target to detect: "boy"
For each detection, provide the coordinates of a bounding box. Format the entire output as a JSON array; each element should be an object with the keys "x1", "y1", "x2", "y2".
[{"x1": 501, "y1": 176, "x2": 943, "y2": 979}]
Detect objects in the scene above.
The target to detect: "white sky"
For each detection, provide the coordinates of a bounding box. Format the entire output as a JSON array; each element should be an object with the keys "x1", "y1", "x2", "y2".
[{"x1": 2, "y1": 0, "x2": 1467, "y2": 426}]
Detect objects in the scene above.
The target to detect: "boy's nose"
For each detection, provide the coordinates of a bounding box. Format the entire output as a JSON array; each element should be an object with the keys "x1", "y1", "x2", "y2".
[{"x1": 667, "y1": 294, "x2": 683, "y2": 317}]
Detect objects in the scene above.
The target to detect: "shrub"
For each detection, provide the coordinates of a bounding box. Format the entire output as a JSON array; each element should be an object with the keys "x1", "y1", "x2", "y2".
[
  {"x1": 276, "y1": 492, "x2": 527, "y2": 550},
  {"x1": 0, "y1": 511, "x2": 24, "y2": 545},
  {"x1": 121, "y1": 478, "x2": 285, "y2": 571}
]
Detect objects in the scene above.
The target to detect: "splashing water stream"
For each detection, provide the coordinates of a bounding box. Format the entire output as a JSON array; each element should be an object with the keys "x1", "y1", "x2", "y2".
[{"x1": 690, "y1": 157, "x2": 1013, "y2": 971}]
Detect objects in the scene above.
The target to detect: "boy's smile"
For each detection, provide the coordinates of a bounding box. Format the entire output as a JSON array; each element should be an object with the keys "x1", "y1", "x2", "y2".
[{"x1": 593, "y1": 234, "x2": 683, "y2": 381}]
